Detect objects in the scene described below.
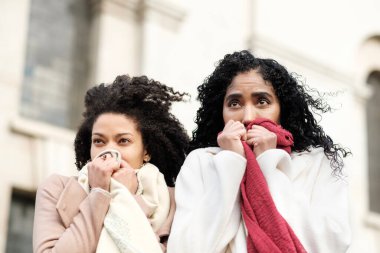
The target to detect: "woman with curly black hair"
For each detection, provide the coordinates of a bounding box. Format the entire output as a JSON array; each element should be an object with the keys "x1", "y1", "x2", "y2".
[
  {"x1": 168, "y1": 50, "x2": 351, "y2": 253},
  {"x1": 33, "y1": 75, "x2": 189, "y2": 253}
]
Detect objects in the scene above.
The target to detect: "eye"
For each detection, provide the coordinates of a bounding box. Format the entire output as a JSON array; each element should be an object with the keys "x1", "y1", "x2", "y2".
[
  {"x1": 228, "y1": 99, "x2": 241, "y2": 108},
  {"x1": 92, "y1": 138, "x2": 104, "y2": 145},
  {"x1": 257, "y1": 97, "x2": 270, "y2": 106},
  {"x1": 119, "y1": 138, "x2": 131, "y2": 144}
]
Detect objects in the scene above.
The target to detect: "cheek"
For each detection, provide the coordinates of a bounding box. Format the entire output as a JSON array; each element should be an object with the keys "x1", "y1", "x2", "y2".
[
  {"x1": 121, "y1": 149, "x2": 145, "y2": 169},
  {"x1": 128, "y1": 157, "x2": 144, "y2": 169},
  {"x1": 276, "y1": 113, "x2": 281, "y2": 124},
  {"x1": 271, "y1": 106, "x2": 281, "y2": 124},
  {"x1": 90, "y1": 145, "x2": 97, "y2": 160},
  {"x1": 275, "y1": 104, "x2": 281, "y2": 122},
  {"x1": 223, "y1": 110, "x2": 243, "y2": 124},
  {"x1": 223, "y1": 106, "x2": 236, "y2": 124},
  {"x1": 222, "y1": 110, "x2": 228, "y2": 124},
  {"x1": 222, "y1": 111, "x2": 230, "y2": 124},
  {"x1": 273, "y1": 115, "x2": 280, "y2": 124}
]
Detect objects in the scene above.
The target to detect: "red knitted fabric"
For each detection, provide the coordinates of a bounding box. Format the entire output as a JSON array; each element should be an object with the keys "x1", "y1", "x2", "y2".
[{"x1": 240, "y1": 118, "x2": 306, "y2": 253}]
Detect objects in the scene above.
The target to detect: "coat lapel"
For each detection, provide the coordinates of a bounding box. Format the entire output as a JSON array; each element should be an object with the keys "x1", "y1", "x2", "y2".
[{"x1": 56, "y1": 177, "x2": 87, "y2": 228}]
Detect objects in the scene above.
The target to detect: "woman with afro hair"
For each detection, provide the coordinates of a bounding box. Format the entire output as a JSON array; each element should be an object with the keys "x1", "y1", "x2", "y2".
[
  {"x1": 168, "y1": 50, "x2": 351, "y2": 253},
  {"x1": 33, "y1": 75, "x2": 189, "y2": 253}
]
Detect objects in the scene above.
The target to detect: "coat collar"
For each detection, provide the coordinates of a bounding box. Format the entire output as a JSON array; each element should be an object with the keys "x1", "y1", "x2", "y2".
[{"x1": 55, "y1": 177, "x2": 87, "y2": 228}]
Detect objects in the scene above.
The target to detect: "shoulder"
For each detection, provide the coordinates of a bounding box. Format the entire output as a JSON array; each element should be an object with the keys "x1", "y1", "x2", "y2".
[
  {"x1": 182, "y1": 147, "x2": 246, "y2": 173},
  {"x1": 291, "y1": 147, "x2": 345, "y2": 180},
  {"x1": 139, "y1": 163, "x2": 160, "y2": 175},
  {"x1": 183, "y1": 148, "x2": 216, "y2": 165},
  {"x1": 187, "y1": 147, "x2": 221, "y2": 157},
  {"x1": 137, "y1": 163, "x2": 164, "y2": 187},
  {"x1": 291, "y1": 147, "x2": 325, "y2": 157},
  {"x1": 39, "y1": 173, "x2": 72, "y2": 189},
  {"x1": 178, "y1": 148, "x2": 219, "y2": 178},
  {"x1": 37, "y1": 174, "x2": 74, "y2": 199},
  {"x1": 186, "y1": 147, "x2": 245, "y2": 161},
  {"x1": 290, "y1": 147, "x2": 327, "y2": 165}
]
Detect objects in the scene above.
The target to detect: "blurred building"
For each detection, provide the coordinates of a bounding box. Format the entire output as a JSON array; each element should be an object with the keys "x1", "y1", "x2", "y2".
[{"x1": 0, "y1": 0, "x2": 379, "y2": 252}]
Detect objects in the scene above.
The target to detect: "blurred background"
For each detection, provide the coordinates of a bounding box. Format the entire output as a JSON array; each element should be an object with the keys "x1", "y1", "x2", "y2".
[{"x1": 0, "y1": 0, "x2": 379, "y2": 252}]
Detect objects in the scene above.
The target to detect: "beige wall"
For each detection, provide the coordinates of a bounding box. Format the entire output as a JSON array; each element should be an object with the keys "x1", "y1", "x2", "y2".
[
  {"x1": 0, "y1": 0, "x2": 379, "y2": 252},
  {"x1": 250, "y1": 1, "x2": 380, "y2": 251}
]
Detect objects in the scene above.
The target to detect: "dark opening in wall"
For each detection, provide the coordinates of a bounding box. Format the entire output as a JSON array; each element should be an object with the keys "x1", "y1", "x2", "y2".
[
  {"x1": 367, "y1": 70, "x2": 380, "y2": 214},
  {"x1": 6, "y1": 188, "x2": 36, "y2": 253}
]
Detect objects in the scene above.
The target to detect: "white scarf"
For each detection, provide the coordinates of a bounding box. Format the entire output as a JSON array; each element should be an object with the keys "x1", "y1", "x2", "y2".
[{"x1": 78, "y1": 161, "x2": 169, "y2": 253}]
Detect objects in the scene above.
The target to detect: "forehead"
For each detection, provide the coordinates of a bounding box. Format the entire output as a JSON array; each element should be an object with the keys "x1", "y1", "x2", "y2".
[
  {"x1": 226, "y1": 70, "x2": 274, "y2": 94},
  {"x1": 93, "y1": 113, "x2": 139, "y2": 132}
]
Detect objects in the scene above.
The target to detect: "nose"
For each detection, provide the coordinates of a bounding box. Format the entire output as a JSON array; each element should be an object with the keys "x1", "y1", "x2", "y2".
[
  {"x1": 100, "y1": 144, "x2": 121, "y2": 159},
  {"x1": 103, "y1": 142, "x2": 119, "y2": 153},
  {"x1": 242, "y1": 105, "x2": 256, "y2": 127}
]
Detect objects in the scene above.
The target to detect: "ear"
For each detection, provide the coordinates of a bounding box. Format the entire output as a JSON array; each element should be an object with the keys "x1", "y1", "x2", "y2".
[{"x1": 143, "y1": 150, "x2": 151, "y2": 163}]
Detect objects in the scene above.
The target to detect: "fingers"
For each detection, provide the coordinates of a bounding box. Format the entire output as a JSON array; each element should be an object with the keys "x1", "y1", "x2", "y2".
[
  {"x1": 246, "y1": 128, "x2": 263, "y2": 146},
  {"x1": 217, "y1": 120, "x2": 247, "y2": 156},
  {"x1": 247, "y1": 125, "x2": 276, "y2": 139},
  {"x1": 246, "y1": 125, "x2": 277, "y2": 157},
  {"x1": 223, "y1": 120, "x2": 247, "y2": 140},
  {"x1": 113, "y1": 159, "x2": 137, "y2": 181},
  {"x1": 112, "y1": 166, "x2": 136, "y2": 177},
  {"x1": 218, "y1": 120, "x2": 280, "y2": 157},
  {"x1": 119, "y1": 159, "x2": 132, "y2": 169},
  {"x1": 94, "y1": 153, "x2": 120, "y2": 170},
  {"x1": 246, "y1": 136, "x2": 259, "y2": 147},
  {"x1": 112, "y1": 166, "x2": 139, "y2": 194},
  {"x1": 88, "y1": 153, "x2": 121, "y2": 191}
]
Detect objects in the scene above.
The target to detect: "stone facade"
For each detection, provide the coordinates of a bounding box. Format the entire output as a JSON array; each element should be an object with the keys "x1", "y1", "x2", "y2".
[{"x1": 0, "y1": 0, "x2": 379, "y2": 252}]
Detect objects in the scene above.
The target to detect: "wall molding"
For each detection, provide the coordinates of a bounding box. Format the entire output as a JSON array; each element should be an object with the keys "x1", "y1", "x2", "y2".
[
  {"x1": 142, "y1": 0, "x2": 186, "y2": 23},
  {"x1": 251, "y1": 35, "x2": 353, "y2": 84},
  {"x1": 250, "y1": 34, "x2": 372, "y2": 101},
  {"x1": 365, "y1": 212, "x2": 380, "y2": 231},
  {"x1": 10, "y1": 116, "x2": 75, "y2": 143}
]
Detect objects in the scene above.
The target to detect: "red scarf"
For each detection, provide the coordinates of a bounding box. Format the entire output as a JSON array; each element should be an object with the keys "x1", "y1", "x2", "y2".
[{"x1": 240, "y1": 118, "x2": 306, "y2": 253}]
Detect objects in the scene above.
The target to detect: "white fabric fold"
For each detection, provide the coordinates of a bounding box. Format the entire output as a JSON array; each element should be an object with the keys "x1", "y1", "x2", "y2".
[{"x1": 78, "y1": 162, "x2": 168, "y2": 253}]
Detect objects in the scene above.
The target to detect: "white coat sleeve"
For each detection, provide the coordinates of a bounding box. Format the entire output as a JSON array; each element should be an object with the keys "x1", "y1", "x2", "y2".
[
  {"x1": 167, "y1": 149, "x2": 247, "y2": 253},
  {"x1": 256, "y1": 148, "x2": 351, "y2": 253}
]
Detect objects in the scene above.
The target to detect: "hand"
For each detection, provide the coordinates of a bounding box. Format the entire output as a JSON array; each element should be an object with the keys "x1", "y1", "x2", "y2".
[
  {"x1": 246, "y1": 125, "x2": 277, "y2": 157},
  {"x1": 217, "y1": 120, "x2": 247, "y2": 157},
  {"x1": 88, "y1": 153, "x2": 119, "y2": 191},
  {"x1": 112, "y1": 160, "x2": 139, "y2": 194}
]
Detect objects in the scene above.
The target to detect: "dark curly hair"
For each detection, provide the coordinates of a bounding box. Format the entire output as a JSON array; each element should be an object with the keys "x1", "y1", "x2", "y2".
[
  {"x1": 74, "y1": 75, "x2": 190, "y2": 186},
  {"x1": 190, "y1": 50, "x2": 350, "y2": 174}
]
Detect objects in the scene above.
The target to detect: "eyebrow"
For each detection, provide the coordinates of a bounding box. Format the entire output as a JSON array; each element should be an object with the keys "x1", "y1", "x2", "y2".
[
  {"x1": 92, "y1": 133, "x2": 133, "y2": 137},
  {"x1": 225, "y1": 91, "x2": 273, "y2": 101}
]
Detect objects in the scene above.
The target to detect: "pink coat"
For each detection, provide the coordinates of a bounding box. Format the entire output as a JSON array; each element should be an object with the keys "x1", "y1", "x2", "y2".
[
  {"x1": 33, "y1": 174, "x2": 176, "y2": 253},
  {"x1": 33, "y1": 174, "x2": 111, "y2": 253}
]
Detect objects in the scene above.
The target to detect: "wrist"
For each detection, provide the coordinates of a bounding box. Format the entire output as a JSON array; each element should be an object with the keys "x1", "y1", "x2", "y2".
[
  {"x1": 220, "y1": 143, "x2": 245, "y2": 157},
  {"x1": 90, "y1": 183, "x2": 109, "y2": 192},
  {"x1": 90, "y1": 187, "x2": 111, "y2": 197}
]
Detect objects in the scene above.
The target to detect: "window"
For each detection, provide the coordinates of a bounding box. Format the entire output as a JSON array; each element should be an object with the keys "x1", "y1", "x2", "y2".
[
  {"x1": 20, "y1": 0, "x2": 91, "y2": 129},
  {"x1": 367, "y1": 71, "x2": 380, "y2": 213},
  {"x1": 6, "y1": 189, "x2": 36, "y2": 253}
]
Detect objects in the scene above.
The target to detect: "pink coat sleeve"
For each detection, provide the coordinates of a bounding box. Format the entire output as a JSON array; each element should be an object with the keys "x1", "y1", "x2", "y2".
[{"x1": 33, "y1": 174, "x2": 111, "y2": 253}]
